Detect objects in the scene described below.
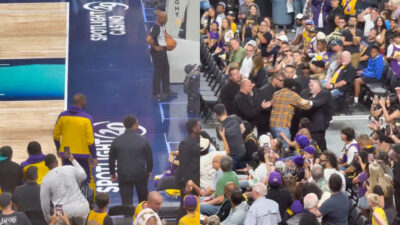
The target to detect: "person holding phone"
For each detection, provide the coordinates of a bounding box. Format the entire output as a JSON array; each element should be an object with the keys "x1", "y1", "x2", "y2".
[{"x1": 40, "y1": 153, "x2": 89, "y2": 225}]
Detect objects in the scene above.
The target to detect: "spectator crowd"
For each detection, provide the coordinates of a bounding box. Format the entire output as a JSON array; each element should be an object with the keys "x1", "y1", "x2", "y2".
[{"x1": 200, "y1": 0, "x2": 400, "y2": 224}]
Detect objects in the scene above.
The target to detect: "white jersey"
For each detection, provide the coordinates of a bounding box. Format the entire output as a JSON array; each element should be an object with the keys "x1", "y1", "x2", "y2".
[{"x1": 133, "y1": 208, "x2": 163, "y2": 225}]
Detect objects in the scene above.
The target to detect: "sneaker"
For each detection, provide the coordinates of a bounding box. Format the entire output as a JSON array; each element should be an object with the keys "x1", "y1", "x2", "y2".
[
  {"x1": 164, "y1": 91, "x2": 178, "y2": 97},
  {"x1": 152, "y1": 94, "x2": 167, "y2": 101}
]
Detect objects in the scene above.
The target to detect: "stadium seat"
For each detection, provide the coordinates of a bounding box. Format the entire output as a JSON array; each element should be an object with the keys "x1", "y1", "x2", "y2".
[
  {"x1": 355, "y1": 215, "x2": 369, "y2": 225},
  {"x1": 365, "y1": 65, "x2": 395, "y2": 97},
  {"x1": 109, "y1": 205, "x2": 135, "y2": 225},
  {"x1": 24, "y1": 209, "x2": 47, "y2": 225},
  {"x1": 348, "y1": 207, "x2": 361, "y2": 225},
  {"x1": 108, "y1": 204, "x2": 135, "y2": 217}
]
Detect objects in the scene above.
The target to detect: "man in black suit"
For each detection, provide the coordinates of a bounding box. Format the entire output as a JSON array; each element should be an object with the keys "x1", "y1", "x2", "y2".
[
  {"x1": 233, "y1": 79, "x2": 271, "y2": 135},
  {"x1": 220, "y1": 67, "x2": 242, "y2": 115},
  {"x1": 109, "y1": 115, "x2": 153, "y2": 205},
  {"x1": 302, "y1": 79, "x2": 332, "y2": 151},
  {"x1": 13, "y1": 166, "x2": 41, "y2": 212}
]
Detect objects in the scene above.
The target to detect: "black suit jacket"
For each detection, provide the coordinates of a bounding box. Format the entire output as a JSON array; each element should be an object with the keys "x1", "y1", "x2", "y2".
[
  {"x1": 109, "y1": 130, "x2": 153, "y2": 181},
  {"x1": 302, "y1": 90, "x2": 333, "y2": 132},
  {"x1": 176, "y1": 135, "x2": 200, "y2": 187},
  {"x1": 233, "y1": 91, "x2": 262, "y2": 122},
  {"x1": 220, "y1": 80, "x2": 240, "y2": 115}
]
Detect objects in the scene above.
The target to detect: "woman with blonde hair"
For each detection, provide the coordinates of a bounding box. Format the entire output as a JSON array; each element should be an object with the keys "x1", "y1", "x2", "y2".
[
  {"x1": 249, "y1": 54, "x2": 267, "y2": 88},
  {"x1": 368, "y1": 193, "x2": 388, "y2": 225},
  {"x1": 368, "y1": 162, "x2": 397, "y2": 225}
]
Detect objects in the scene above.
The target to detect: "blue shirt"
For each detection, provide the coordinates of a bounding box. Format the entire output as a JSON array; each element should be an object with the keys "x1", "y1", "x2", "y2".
[{"x1": 361, "y1": 54, "x2": 385, "y2": 80}]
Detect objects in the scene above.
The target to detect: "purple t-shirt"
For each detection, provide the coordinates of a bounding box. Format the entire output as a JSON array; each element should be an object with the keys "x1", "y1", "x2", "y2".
[
  {"x1": 209, "y1": 31, "x2": 219, "y2": 48},
  {"x1": 356, "y1": 171, "x2": 369, "y2": 198}
]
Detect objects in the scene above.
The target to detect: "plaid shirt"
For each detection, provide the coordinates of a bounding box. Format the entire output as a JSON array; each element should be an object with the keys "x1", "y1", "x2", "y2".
[{"x1": 270, "y1": 88, "x2": 309, "y2": 128}]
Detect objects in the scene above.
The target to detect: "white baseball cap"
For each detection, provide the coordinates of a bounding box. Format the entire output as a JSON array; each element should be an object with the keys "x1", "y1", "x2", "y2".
[{"x1": 278, "y1": 35, "x2": 289, "y2": 42}]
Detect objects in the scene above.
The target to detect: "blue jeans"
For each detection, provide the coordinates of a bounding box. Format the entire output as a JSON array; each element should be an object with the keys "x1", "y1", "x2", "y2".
[
  {"x1": 271, "y1": 127, "x2": 291, "y2": 149},
  {"x1": 321, "y1": 80, "x2": 343, "y2": 99},
  {"x1": 331, "y1": 88, "x2": 344, "y2": 99},
  {"x1": 200, "y1": 203, "x2": 221, "y2": 216}
]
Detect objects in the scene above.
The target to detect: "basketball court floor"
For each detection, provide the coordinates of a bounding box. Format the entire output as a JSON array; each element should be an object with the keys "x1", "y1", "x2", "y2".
[{"x1": 0, "y1": 0, "x2": 197, "y2": 207}]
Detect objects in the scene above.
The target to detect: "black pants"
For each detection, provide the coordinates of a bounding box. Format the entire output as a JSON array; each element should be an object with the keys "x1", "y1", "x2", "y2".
[
  {"x1": 150, "y1": 49, "x2": 170, "y2": 96},
  {"x1": 118, "y1": 179, "x2": 148, "y2": 205},
  {"x1": 311, "y1": 130, "x2": 327, "y2": 151}
]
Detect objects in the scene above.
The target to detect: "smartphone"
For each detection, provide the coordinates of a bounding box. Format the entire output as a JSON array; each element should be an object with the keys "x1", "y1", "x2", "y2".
[
  {"x1": 386, "y1": 125, "x2": 391, "y2": 136},
  {"x1": 64, "y1": 146, "x2": 70, "y2": 159},
  {"x1": 55, "y1": 204, "x2": 63, "y2": 216},
  {"x1": 368, "y1": 153, "x2": 374, "y2": 163}
]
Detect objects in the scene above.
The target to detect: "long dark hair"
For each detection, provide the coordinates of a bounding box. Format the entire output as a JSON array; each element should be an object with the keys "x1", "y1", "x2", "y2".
[{"x1": 375, "y1": 16, "x2": 387, "y2": 33}]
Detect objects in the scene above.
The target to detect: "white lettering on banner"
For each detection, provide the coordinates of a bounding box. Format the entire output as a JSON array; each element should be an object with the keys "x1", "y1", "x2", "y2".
[
  {"x1": 93, "y1": 121, "x2": 147, "y2": 193},
  {"x1": 83, "y1": 2, "x2": 129, "y2": 41}
]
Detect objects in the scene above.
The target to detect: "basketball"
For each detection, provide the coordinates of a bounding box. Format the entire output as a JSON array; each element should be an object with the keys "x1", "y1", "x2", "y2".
[{"x1": 166, "y1": 37, "x2": 176, "y2": 51}]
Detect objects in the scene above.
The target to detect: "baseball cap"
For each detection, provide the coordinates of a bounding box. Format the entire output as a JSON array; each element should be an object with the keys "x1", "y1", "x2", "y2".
[
  {"x1": 296, "y1": 13, "x2": 304, "y2": 20},
  {"x1": 200, "y1": 137, "x2": 210, "y2": 152},
  {"x1": 306, "y1": 19, "x2": 314, "y2": 25},
  {"x1": 268, "y1": 171, "x2": 282, "y2": 186},
  {"x1": 292, "y1": 155, "x2": 304, "y2": 167},
  {"x1": 295, "y1": 134, "x2": 310, "y2": 149},
  {"x1": 304, "y1": 145, "x2": 316, "y2": 155},
  {"x1": 316, "y1": 32, "x2": 326, "y2": 40},
  {"x1": 278, "y1": 35, "x2": 289, "y2": 42},
  {"x1": 184, "y1": 194, "x2": 198, "y2": 210},
  {"x1": 227, "y1": 11, "x2": 235, "y2": 16},
  {"x1": 331, "y1": 39, "x2": 343, "y2": 47},
  {"x1": 0, "y1": 193, "x2": 12, "y2": 208},
  {"x1": 217, "y1": 2, "x2": 226, "y2": 8},
  {"x1": 259, "y1": 134, "x2": 271, "y2": 147},
  {"x1": 311, "y1": 60, "x2": 325, "y2": 68},
  {"x1": 246, "y1": 40, "x2": 257, "y2": 47},
  {"x1": 309, "y1": 27, "x2": 317, "y2": 33}
]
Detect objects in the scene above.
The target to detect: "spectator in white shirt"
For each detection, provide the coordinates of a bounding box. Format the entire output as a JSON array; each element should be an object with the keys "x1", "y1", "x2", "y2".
[
  {"x1": 200, "y1": 136, "x2": 226, "y2": 196},
  {"x1": 40, "y1": 154, "x2": 89, "y2": 225},
  {"x1": 240, "y1": 40, "x2": 257, "y2": 78},
  {"x1": 318, "y1": 152, "x2": 346, "y2": 192},
  {"x1": 358, "y1": 7, "x2": 379, "y2": 37}
]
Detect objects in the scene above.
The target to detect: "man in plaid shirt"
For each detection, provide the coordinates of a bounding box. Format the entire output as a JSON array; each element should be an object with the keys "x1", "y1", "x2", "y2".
[{"x1": 270, "y1": 79, "x2": 312, "y2": 148}]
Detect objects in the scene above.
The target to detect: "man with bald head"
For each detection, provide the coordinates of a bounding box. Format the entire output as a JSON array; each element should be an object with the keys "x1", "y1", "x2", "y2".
[
  {"x1": 323, "y1": 51, "x2": 356, "y2": 99},
  {"x1": 53, "y1": 93, "x2": 97, "y2": 195},
  {"x1": 133, "y1": 191, "x2": 163, "y2": 225},
  {"x1": 233, "y1": 79, "x2": 271, "y2": 135},
  {"x1": 147, "y1": 11, "x2": 177, "y2": 101}
]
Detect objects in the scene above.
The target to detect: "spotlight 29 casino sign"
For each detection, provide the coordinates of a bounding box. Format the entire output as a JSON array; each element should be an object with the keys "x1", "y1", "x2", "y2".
[
  {"x1": 93, "y1": 121, "x2": 147, "y2": 192},
  {"x1": 83, "y1": 2, "x2": 129, "y2": 41}
]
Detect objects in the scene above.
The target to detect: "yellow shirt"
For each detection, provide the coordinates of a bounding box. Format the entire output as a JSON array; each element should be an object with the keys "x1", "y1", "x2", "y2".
[
  {"x1": 133, "y1": 201, "x2": 146, "y2": 221},
  {"x1": 87, "y1": 210, "x2": 107, "y2": 225},
  {"x1": 231, "y1": 22, "x2": 237, "y2": 34},
  {"x1": 372, "y1": 207, "x2": 388, "y2": 225},
  {"x1": 302, "y1": 31, "x2": 311, "y2": 48},
  {"x1": 341, "y1": 0, "x2": 357, "y2": 15},
  {"x1": 331, "y1": 65, "x2": 346, "y2": 84},
  {"x1": 178, "y1": 213, "x2": 198, "y2": 225}
]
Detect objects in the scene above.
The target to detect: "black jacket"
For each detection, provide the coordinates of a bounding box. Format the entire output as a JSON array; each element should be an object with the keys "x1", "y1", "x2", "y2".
[
  {"x1": 302, "y1": 89, "x2": 333, "y2": 132},
  {"x1": 233, "y1": 91, "x2": 263, "y2": 123},
  {"x1": 175, "y1": 135, "x2": 200, "y2": 187},
  {"x1": 0, "y1": 160, "x2": 22, "y2": 193},
  {"x1": 13, "y1": 182, "x2": 41, "y2": 212},
  {"x1": 336, "y1": 64, "x2": 356, "y2": 92},
  {"x1": 109, "y1": 130, "x2": 153, "y2": 181},
  {"x1": 220, "y1": 80, "x2": 240, "y2": 115}
]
